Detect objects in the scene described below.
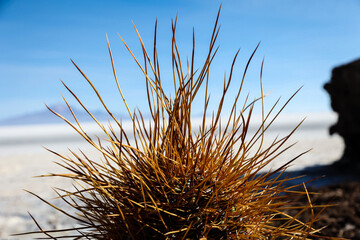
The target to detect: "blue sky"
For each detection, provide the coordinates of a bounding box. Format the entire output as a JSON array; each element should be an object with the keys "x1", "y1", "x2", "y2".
[{"x1": 1, "y1": 0, "x2": 360, "y2": 120}]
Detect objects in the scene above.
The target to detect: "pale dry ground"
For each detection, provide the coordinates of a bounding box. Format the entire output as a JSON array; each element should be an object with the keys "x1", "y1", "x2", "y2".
[{"x1": 0, "y1": 113, "x2": 344, "y2": 239}]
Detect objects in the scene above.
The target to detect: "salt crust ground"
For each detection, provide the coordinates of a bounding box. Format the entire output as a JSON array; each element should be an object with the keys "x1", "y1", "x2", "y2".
[{"x1": 0, "y1": 113, "x2": 344, "y2": 239}]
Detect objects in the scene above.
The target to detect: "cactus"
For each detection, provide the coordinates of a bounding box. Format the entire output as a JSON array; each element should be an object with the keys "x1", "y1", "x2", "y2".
[{"x1": 19, "y1": 7, "x2": 342, "y2": 240}]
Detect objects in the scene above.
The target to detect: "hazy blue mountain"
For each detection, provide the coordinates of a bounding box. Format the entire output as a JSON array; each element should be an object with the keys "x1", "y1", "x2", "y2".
[{"x1": 0, "y1": 104, "x2": 127, "y2": 126}]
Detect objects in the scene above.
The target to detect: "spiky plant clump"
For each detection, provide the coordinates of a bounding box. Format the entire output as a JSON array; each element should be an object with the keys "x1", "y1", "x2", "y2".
[{"x1": 20, "y1": 8, "x2": 343, "y2": 240}]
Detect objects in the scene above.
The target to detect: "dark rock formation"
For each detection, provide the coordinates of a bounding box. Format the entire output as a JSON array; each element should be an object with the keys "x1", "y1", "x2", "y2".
[{"x1": 324, "y1": 59, "x2": 360, "y2": 169}]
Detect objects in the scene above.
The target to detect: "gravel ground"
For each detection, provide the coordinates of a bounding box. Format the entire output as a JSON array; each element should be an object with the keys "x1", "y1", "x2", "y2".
[{"x1": 286, "y1": 181, "x2": 360, "y2": 240}]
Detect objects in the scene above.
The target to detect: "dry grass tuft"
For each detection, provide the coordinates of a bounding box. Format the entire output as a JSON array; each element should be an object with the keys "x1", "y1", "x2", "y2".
[{"x1": 18, "y1": 7, "x2": 344, "y2": 240}]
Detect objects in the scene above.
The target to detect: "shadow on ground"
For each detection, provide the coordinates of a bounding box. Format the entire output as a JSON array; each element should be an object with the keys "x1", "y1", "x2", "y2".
[{"x1": 285, "y1": 163, "x2": 360, "y2": 188}]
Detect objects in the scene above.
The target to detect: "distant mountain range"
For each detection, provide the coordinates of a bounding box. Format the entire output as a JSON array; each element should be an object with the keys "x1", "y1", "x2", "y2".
[{"x1": 0, "y1": 104, "x2": 128, "y2": 126}]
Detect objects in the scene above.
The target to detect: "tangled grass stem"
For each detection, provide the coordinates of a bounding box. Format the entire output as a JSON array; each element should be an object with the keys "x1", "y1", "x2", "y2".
[{"x1": 18, "y1": 6, "x2": 346, "y2": 240}]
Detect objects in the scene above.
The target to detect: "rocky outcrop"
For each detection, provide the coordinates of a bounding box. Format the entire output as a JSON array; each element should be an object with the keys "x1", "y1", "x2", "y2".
[{"x1": 324, "y1": 59, "x2": 360, "y2": 168}]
